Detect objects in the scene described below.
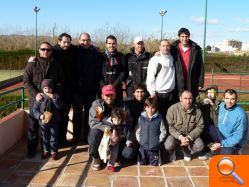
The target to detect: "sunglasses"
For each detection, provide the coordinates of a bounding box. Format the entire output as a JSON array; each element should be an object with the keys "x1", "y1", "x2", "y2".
[{"x1": 39, "y1": 48, "x2": 52, "y2": 52}]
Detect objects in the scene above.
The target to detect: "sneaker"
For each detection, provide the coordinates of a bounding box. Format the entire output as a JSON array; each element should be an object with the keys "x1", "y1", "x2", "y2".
[
  {"x1": 51, "y1": 153, "x2": 58, "y2": 160},
  {"x1": 114, "y1": 161, "x2": 121, "y2": 167},
  {"x1": 198, "y1": 152, "x2": 210, "y2": 161},
  {"x1": 169, "y1": 151, "x2": 176, "y2": 162},
  {"x1": 107, "y1": 165, "x2": 115, "y2": 172},
  {"x1": 184, "y1": 156, "x2": 191, "y2": 161},
  {"x1": 91, "y1": 158, "x2": 101, "y2": 171},
  {"x1": 41, "y1": 152, "x2": 50, "y2": 159}
]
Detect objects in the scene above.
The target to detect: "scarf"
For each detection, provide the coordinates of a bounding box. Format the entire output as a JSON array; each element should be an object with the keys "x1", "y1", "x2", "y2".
[{"x1": 105, "y1": 49, "x2": 118, "y2": 67}]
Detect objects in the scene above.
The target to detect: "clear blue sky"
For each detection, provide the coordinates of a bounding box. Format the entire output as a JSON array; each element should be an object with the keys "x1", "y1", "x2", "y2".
[{"x1": 1, "y1": 0, "x2": 248, "y2": 46}]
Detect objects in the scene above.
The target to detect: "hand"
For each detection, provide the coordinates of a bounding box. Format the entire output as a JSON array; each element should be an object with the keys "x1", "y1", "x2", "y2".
[
  {"x1": 36, "y1": 93, "x2": 43, "y2": 101},
  {"x1": 210, "y1": 143, "x2": 221, "y2": 151},
  {"x1": 180, "y1": 136, "x2": 190, "y2": 146},
  {"x1": 154, "y1": 51, "x2": 160, "y2": 56},
  {"x1": 150, "y1": 94, "x2": 157, "y2": 99},
  {"x1": 111, "y1": 130, "x2": 119, "y2": 143},
  {"x1": 126, "y1": 142, "x2": 132, "y2": 147},
  {"x1": 198, "y1": 86, "x2": 203, "y2": 91},
  {"x1": 28, "y1": 56, "x2": 36, "y2": 62},
  {"x1": 40, "y1": 114, "x2": 45, "y2": 120},
  {"x1": 46, "y1": 93, "x2": 54, "y2": 98}
]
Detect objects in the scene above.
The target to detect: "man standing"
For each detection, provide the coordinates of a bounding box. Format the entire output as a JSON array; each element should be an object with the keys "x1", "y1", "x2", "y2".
[
  {"x1": 125, "y1": 36, "x2": 151, "y2": 99},
  {"x1": 165, "y1": 90, "x2": 204, "y2": 161},
  {"x1": 53, "y1": 33, "x2": 76, "y2": 147},
  {"x1": 172, "y1": 28, "x2": 204, "y2": 98},
  {"x1": 72, "y1": 32, "x2": 101, "y2": 144},
  {"x1": 209, "y1": 89, "x2": 248, "y2": 155},
  {"x1": 23, "y1": 42, "x2": 64, "y2": 158},
  {"x1": 88, "y1": 85, "x2": 136, "y2": 170},
  {"x1": 100, "y1": 35, "x2": 127, "y2": 102},
  {"x1": 146, "y1": 39, "x2": 176, "y2": 119}
]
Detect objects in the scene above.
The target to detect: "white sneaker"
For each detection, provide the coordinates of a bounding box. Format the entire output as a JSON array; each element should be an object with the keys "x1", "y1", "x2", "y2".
[
  {"x1": 184, "y1": 155, "x2": 191, "y2": 161},
  {"x1": 169, "y1": 151, "x2": 176, "y2": 162}
]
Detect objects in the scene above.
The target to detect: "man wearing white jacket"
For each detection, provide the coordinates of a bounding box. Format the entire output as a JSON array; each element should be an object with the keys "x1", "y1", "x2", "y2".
[{"x1": 146, "y1": 39, "x2": 176, "y2": 119}]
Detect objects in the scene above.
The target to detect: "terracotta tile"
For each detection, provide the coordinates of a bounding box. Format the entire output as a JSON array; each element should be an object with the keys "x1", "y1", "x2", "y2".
[
  {"x1": 183, "y1": 158, "x2": 205, "y2": 166},
  {"x1": 163, "y1": 167, "x2": 188, "y2": 177},
  {"x1": 187, "y1": 167, "x2": 209, "y2": 176},
  {"x1": 204, "y1": 160, "x2": 210, "y2": 167},
  {"x1": 113, "y1": 176, "x2": 138, "y2": 187},
  {"x1": 40, "y1": 162, "x2": 65, "y2": 173},
  {"x1": 166, "y1": 177, "x2": 193, "y2": 187},
  {"x1": 0, "y1": 170, "x2": 10, "y2": 181},
  {"x1": 68, "y1": 154, "x2": 90, "y2": 164},
  {"x1": 0, "y1": 159, "x2": 20, "y2": 171},
  {"x1": 4, "y1": 171, "x2": 35, "y2": 185},
  {"x1": 87, "y1": 166, "x2": 111, "y2": 176},
  {"x1": 85, "y1": 175, "x2": 110, "y2": 187},
  {"x1": 64, "y1": 163, "x2": 90, "y2": 175},
  {"x1": 0, "y1": 183, "x2": 26, "y2": 187},
  {"x1": 16, "y1": 161, "x2": 42, "y2": 172},
  {"x1": 140, "y1": 177, "x2": 165, "y2": 187},
  {"x1": 4, "y1": 150, "x2": 26, "y2": 160},
  {"x1": 56, "y1": 173, "x2": 85, "y2": 187},
  {"x1": 30, "y1": 171, "x2": 60, "y2": 185},
  {"x1": 192, "y1": 177, "x2": 209, "y2": 187},
  {"x1": 139, "y1": 166, "x2": 163, "y2": 176},
  {"x1": 47, "y1": 154, "x2": 68, "y2": 164},
  {"x1": 114, "y1": 166, "x2": 138, "y2": 176},
  {"x1": 162, "y1": 160, "x2": 184, "y2": 167}
]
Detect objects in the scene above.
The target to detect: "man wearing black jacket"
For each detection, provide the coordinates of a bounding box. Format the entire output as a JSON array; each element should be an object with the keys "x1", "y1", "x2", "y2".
[
  {"x1": 171, "y1": 28, "x2": 204, "y2": 99},
  {"x1": 23, "y1": 42, "x2": 64, "y2": 158}
]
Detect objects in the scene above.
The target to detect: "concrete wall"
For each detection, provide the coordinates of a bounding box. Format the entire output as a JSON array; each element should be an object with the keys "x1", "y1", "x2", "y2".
[{"x1": 0, "y1": 109, "x2": 27, "y2": 155}]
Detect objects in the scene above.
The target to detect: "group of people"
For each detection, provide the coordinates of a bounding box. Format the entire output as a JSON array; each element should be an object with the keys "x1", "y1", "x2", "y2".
[{"x1": 23, "y1": 27, "x2": 248, "y2": 172}]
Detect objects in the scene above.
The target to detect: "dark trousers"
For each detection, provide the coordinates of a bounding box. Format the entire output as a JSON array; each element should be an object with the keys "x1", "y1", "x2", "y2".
[
  {"x1": 72, "y1": 93, "x2": 96, "y2": 143},
  {"x1": 157, "y1": 92, "x2": 176, "y2": 121},
  {"x1": 139, "y1": 147, "x2": 159, "y2": 166},
  {"x1": 40, "y1": 123, "x2": 58, "y2": 153},
  {"x1": 88, "y1": 128, "x2": 136, "y2": 160},
  {"x1": 207, "y1": 125, "x2": 241, "y2": 155},
  {"x1": 27, "y1": 100, "x2": 40, "y2": 154}
]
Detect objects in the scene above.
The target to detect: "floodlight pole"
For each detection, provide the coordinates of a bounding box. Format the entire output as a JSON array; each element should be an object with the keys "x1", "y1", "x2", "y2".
[
  {"x1": 203, "y1": 0, "x2": 208, "y2": 64},
  {"x1": 159, "y1": 10, "x2": 167, "y2": 41},
  {"x1": 34, "y1": 6, "x2": 40, "y2": 57}
]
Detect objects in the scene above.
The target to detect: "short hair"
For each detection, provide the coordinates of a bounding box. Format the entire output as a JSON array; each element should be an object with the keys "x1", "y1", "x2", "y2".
[
  {"x1": 224, "y1": 89, "x2": 238, "y2": 99},
  {"x1": 161, "y1": 39, "x2": 171, "y2": 44},
  {"x1": 133, "y1": 83, "x2": 147, "y2": 93},
  {"x1": 111, "y1": 108, "x2": 124, "y2": 120},
  {"x1": 144, "y1": 97, "x2": 158, "y2": 109},
  {"x1": 178, "y1": 28, "x2": 190, "y2": 37},
  {"x1": 106, "y1": 35, "x2": 117, "y2": 43},
  {"x1": 79, "y1": 32, "x2": 91, "y2": 41},
  {"x1": 58, "y1": 32, "x2": 72, "y2": 41},
  {"x1": 40, "y1": 42, "x2": 52, "y2": 48},
  {"x1": 179, "y1": 90, "x2": 193, "y2": 97}
]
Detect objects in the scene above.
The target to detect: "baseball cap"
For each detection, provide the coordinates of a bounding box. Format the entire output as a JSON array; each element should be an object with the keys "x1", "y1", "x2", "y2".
[
  {"x1": 102, "y1": 85, "x2": 116, "y2": 95},
  {"x1": 133, "y1": 36, "x2": 144, "y2": 44}
]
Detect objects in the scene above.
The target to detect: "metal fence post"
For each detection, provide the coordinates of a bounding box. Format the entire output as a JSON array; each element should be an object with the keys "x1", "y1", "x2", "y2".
[
  {"x1": 21, "y1": 87, "x2": 25, "y2": 110},
  {"x1": 211, "y1": 68, "x2": 214, "y2": 85}
]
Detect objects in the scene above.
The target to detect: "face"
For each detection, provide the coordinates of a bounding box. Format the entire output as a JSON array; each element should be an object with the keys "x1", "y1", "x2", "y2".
[
  {"x1": 133, "y1": 88, "x2": 145, "y2": 102},
  {"x1": 102, "y1": 94, "x2": 116, "y2": 105},
  {"x1": 207, "y1": 89, "x2": 216, "y2": 99},
  {"x1": 179, "y1": 33, "x2": 190, "y2": 46},
  {"x1": 106, "y1": 38, "x2": 117, "y2": 53},
  {"x1": 160, "y1": 40, "x2": 171, "y2": 55},
  {"x1": 58, "y1": 36, "x2": 71, "y2": 50},
  {"x1": 39, "y1": 44, "x2": 52, "y2": 58},
  {"x1": 180, "y1": 91, "x2": 193, "y2": 110},
  {"x1": 79, "y1": 33, "x2": 91, "y2": 48},
  {"x1": 134, "y1": 41, "x2": 144, "y2": 54},
  {"x1": 112, "y1": 117, "x2": 122, "y2": 126},
  {"x1": 145, "y1": 106, "x2": 156, "y2": 118},
  {"x1": 223, "y1": 93, "x2": 237, "y2": 109},
  {"x1": 43, "y1": 86, "x2": 52, "y2": 94}
]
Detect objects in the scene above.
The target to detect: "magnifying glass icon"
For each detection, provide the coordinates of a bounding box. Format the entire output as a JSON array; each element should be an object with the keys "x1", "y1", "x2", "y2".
[{"x1": 217, "y1": 157, "x2": 244, "y2": 185}]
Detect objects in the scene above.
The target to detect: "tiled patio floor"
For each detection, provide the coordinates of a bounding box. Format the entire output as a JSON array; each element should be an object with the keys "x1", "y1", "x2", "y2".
[{"x1": 0, "y1": 138, "x2": 248, "y2": 187}]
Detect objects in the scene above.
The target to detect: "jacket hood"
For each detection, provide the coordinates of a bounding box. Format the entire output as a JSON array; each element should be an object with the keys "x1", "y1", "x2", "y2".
[{"x1": 141, "y1": 111, "x2": 160, "y2": 119}]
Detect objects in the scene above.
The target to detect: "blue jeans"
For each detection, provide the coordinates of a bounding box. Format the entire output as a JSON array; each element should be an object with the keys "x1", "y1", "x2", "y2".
[{"x1": 40, "y1": 123, "x2": 58, "y2": 153}]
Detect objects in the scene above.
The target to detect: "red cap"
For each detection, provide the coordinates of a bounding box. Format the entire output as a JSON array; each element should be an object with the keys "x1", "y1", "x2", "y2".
[{"x1": 102, "y1": 85, "x2": 116, "y2": 95}]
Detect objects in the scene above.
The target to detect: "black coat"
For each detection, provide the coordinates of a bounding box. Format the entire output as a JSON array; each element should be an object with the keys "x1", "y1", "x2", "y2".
[
  {"x1": 171, "y1": 40, "x2": 204, "y2": 97},
  {"x1": 23, "y1": 57, "x2": 64, "y2": 100}
]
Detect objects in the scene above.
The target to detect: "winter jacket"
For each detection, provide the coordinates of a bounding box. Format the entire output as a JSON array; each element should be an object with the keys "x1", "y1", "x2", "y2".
[
  {"x1": 88, "y1": 99, "x2": 133, "y2": 132},
  {"x1": 33, "y1": 94, "x2": 64, "y2": 126},
  {"x1": 125, "y1": 48, "x2": 151, "y2": 97},
  {"x1": 218, "y1": 102, "x2": 248, "y2": 147},
  {"x1": 100, "y1": 51, "x2": 127, "y2": 100},
  {"x1": 136, "y1": 111, "x2": 167, "y2": 150},
  {"x1": 171, "y1": 40, "x2": 204, "y2": 97},
  {"x1": 166, "y1": 102, "x2": 204, "y2": 141},
  {"x1": 23, "y1": 57, "x2": 64, "y2": 100},
  {"x1": 75, "y1": 45, "x2": 102, "y2": 96}
]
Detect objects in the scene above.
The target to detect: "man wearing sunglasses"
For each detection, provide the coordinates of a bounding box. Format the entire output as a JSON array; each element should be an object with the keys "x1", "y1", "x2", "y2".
[{"x1": 23, "y1": 42, "x2": 64, "y2": 158}]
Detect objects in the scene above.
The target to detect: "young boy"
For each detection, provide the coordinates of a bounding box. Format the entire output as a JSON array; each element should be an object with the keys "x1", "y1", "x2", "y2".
[
  {"x1": 136, "y1": 97, "x2": 167, "y2": 166},
  {"x1": 33, "y1": 79, "x2": 64, "y2": 160},
  {"x1": 101, "y1": 108, "x2": 132, "y2": 172}
]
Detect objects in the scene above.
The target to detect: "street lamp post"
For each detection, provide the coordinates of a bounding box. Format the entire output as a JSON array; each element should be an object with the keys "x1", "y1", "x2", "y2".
[
  {"x1": 34, "y1": 6, "x2": 40, "y2": 57},
  {"x1": 159, "y1": 10, "x2": 167, "y2": 40},
  {"x1": 203, "y1": 0, "x2": 208, "y2": 64}
]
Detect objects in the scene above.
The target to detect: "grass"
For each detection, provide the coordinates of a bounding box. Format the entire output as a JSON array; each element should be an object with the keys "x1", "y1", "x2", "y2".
[{"x1": 0, "y1": 70, "x2": 23, "y2": 81}]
